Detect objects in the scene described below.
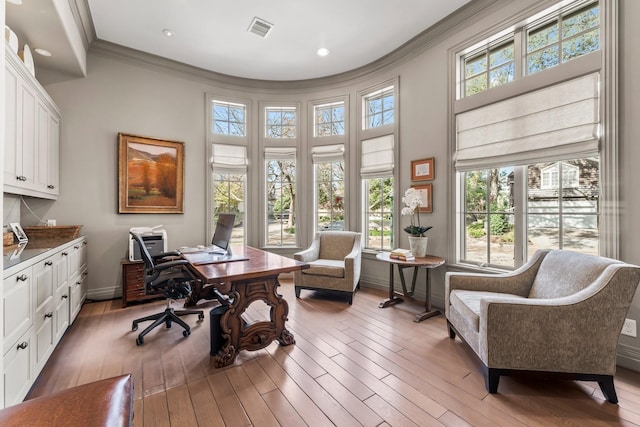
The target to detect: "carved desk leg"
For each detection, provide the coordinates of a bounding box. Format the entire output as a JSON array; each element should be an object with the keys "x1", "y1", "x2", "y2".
[{"x1": 212, "y1": 275, "x2": 295, "y2": 368}]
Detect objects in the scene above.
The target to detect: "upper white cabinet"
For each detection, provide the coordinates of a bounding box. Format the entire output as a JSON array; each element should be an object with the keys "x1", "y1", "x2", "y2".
[{"x1": 4, "y1": 47, "x2": 61, "y2": 199}]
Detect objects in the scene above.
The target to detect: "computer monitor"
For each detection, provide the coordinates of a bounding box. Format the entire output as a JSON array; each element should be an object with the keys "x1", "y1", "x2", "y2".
[{"x1": 210, "y1": 213, "x2": 236, "y2": 255}]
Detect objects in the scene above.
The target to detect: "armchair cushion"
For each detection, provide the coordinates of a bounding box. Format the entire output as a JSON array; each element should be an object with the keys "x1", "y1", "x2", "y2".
[{"x1": 305, "y1": 259, "x2": 346, "y2": 278}]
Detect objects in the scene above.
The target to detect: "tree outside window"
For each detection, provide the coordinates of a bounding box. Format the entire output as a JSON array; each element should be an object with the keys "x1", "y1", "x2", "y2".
[
  {"x1": 212, "y1": 172, "x2": 245, "y2": 245},
  {"x1": 316, "y1": 161, "x2": 345, "y2": 231},
  {"x1": 266, "y1": 159, "x2": 296, "y2": 246},
  {"x1": 363, "y1": 177, "x2": 394, "y2": 250}
]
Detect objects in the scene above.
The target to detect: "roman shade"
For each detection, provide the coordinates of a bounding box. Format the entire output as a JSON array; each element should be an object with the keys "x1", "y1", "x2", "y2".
[
  {"x1": 312, "y1": 144, "x2": 344, "y2": 163},
  {"x1": 211, "y1": 144, "x2": 247, "y2": 173},
  {"x1": 455, "y1": 73, "x2": 600, "y2": 170},
  {"x1": 264, "y1": 146, "x2": 296, "y2": 160},
  {"x1": 360, "y1": 134, "x2": 394, "y2": 178}
]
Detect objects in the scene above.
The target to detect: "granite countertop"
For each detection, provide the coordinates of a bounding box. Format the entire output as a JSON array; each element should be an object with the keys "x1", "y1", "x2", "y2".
[{"x1": 3, "y1": 237, "x2": 81, "y2": 271}]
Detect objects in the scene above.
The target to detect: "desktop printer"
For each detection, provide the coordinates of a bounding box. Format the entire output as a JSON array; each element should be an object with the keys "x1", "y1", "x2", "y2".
[{"x1": 129, "y1": 226, "x2": 168, "y2": 261}]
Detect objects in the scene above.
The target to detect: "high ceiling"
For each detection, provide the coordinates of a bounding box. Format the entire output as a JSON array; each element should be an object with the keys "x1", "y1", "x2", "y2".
[{"x1": 6, "y1": 0, "x2": 472, "y2": 81}]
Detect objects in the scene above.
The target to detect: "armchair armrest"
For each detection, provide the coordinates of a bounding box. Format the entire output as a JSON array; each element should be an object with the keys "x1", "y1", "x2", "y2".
[
  {"x1": 294, "y1": 237, "x2": 320, "y2": 262},
  {"x1": 344, "y1": 234, "x2": 362, "y2": 285},
  {"x1": 446, "y1": 249, "x2": 549, "y2": 297}
]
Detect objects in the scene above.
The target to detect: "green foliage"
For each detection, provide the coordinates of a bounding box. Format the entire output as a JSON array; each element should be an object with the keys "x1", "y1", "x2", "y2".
[{"x1": 467, "y1": 221, "x2": 486, "y2": 238}]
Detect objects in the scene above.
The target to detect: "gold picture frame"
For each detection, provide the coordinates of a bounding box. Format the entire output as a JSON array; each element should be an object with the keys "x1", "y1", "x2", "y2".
[
  {"x1": 118, "y1": 133, "x2": 184, "y2": 214},
  {"x1": 411, "y1": 183, "x2": 433, "y2": 213},
  {"x1": 411, "y1": 157, "x2": 435, "y2": 181}
]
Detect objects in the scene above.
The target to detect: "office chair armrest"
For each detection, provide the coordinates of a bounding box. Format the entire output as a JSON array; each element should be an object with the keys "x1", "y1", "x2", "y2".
[
  {"x1": 153, "y1": 259, "x2": 190, "y2": 271},
  {"x1": 153, "y1": 251, "x2": 182, "y2": 260}
]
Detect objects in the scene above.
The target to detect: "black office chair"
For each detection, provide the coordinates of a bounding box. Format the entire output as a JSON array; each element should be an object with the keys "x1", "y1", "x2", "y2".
[{"x1": 130, "y1": 232, "x2": 204, "y2": 345}]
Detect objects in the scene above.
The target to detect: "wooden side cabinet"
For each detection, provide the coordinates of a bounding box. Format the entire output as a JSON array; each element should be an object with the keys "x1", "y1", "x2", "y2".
[{"x1": 121, "y1": 260, "x2": 161, "y2": 307}]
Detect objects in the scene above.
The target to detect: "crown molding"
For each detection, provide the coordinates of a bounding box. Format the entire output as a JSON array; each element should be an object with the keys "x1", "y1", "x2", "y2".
[{"x1": 89, "y1": 0, "x2": 499, "y2": 91}]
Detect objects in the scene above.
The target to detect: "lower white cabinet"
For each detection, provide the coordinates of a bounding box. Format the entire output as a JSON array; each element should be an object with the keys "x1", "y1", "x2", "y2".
[
  {"x1": 1, "y1": 236, "x2": 87, "y2": 408},
  {"x1": 3, "y1": 328, "x2": 35, "y2": 407}
]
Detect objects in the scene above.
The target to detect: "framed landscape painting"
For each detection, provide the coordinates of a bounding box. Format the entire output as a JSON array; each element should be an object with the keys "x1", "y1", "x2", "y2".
[{"x1": 118, "y1": 133, "x2": 184, "y2": 214}]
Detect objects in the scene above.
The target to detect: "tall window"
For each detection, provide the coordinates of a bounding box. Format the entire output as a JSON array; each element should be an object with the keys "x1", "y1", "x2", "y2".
[
  {"x1": 361, "y1": 134, "x2": 395, "y2": 251},
  {"x1": 454, "y1": 0, "x2": 604, "y2": 270},
  {"x1": 363, "y1": 85, "x2": 394, "y2": 129},
  {"x1": 526, "y1": 3, "x2": 600, "y2": 75},
  {"x1": 314, "y1": 101, "x2": 345, "y2": 137},
  {"x1": 211, "y1": 144, "x2": 247, "y2": 245},
  {"x1": 312, "y1": 144, "x2": 345, "y2": 231},
  {"x1": 265, "y1": 148, "x2": 296, "y2": 246},
  {"x1": 266, "y1": 107, "x2": 296, "y2": 138},
  {"x1": 212, "y1": 100, "x2": 246, "y2": 136}
]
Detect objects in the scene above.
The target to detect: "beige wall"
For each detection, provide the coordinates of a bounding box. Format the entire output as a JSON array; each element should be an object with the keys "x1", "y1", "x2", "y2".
[{"x1": 24, "y1": 0, "x2": 640, "y2": 368}]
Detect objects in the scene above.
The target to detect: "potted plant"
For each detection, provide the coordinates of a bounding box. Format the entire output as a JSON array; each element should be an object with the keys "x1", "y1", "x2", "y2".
[{"x1": 401, "y1": 187, "x2": 432, "y2": 257}]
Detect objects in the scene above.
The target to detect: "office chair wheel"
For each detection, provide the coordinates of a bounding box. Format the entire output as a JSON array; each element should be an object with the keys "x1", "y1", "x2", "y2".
[
  {"x1": 132, "y1": 323, "x2": 138, "y2": 331},
  {"x1": 198, "y1": 313, "x2": 205, "y2": 321},
  {"x1": 136, "y1": 336, "x2": 144, "y2": 346},
  {"x1": 183, "y1": 330, "x2": 190, "y2": 337}
]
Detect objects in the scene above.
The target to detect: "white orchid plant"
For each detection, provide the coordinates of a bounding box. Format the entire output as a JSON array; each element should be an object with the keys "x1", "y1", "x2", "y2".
[{"x1": 401, "y1": 187, "x2": 432, "y2": 237}]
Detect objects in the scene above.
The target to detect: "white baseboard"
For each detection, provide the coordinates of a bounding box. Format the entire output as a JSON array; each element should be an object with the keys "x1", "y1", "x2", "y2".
[{"x1": 87, "y1": 285, "x2": 121, "y2": 301}]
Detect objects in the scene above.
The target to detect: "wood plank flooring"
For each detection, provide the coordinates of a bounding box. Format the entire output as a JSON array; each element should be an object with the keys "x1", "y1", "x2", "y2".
[{"x1": 28, "y1": 280, "x2": 640, "y2": 426}]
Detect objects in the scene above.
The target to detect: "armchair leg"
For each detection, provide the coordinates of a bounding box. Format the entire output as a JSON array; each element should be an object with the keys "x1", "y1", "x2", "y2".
[
  {"x1": 295, "y1": 286, "x2": 301, "y2": 298},
  {"x1": 598, "y1": 376, "x2": 618, "y2": 404},
  {"x1": 446, "y1": 321, "x2": 456, "y2": 339},
  {"x1": 483, "y1": 366, "x2": 502, "y2": 394}
]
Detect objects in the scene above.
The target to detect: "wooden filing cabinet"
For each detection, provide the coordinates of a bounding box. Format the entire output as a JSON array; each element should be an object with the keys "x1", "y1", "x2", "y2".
[{"x1": 121, "y1": 260, "x2": 162, "y2": 307}]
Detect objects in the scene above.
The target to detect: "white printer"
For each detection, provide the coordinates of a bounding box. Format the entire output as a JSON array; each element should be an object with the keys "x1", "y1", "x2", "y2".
[{"x1": 129, "y1": 225, "x2": 168, "y2": 261}]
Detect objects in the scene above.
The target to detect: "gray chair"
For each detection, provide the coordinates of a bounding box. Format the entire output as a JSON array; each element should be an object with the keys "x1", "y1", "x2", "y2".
[
  {"x1": 445, "y1": 249, "x2": 640, "y2": 403},
  {"x1": 294, "y1": 231, "x2": 362, "y2": 304}
]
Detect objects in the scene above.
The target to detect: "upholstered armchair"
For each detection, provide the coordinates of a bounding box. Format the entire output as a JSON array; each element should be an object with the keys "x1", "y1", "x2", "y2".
[
  {"x1": 294, "y1": 231, "x2": 362, "y2": 304},
  {"x1": 445, "y1": 249, "x2": 640, "y2": 403}
]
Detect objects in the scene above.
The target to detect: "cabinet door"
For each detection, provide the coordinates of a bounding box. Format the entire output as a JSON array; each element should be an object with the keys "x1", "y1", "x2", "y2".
[
  {"x1": 35, "y1": 100, "x2": 50, "y2": 194},
  {"x1": 69, "y1": 271, "x2": 87, "y2": 323},
  {"x1": 33, "y1": 258, "x2": 54, "y2": 316},
  {"x1": 4, "y1": 64, "x2": 19, "y2": 187},
  {"x1": 47, "y1": 114, "x2": 60, "y2": 195},
  {"x1": 17, "y1": 81, "x2": 37, "y2": 188},
  {"x1": 3, "y1": 269, "x2": 33, "y2": 352},
  {"x1": 3, "y1": 329, "x2": 35, "y2": 407},
  {"x1": 34, "y1": 308, "x2": 54, "y2": 375},
  {"x1": 53, "y1": 251, "x2": 70, "y2": 342}
]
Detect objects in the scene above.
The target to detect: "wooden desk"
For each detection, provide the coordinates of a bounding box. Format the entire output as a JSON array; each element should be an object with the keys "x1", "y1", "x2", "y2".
[
  {"x1": 182, "y1": 246, "x2": 308, "y2": 367},
  {"x1": 376, "y1": 252, "x2": 445, "y2": 322}
]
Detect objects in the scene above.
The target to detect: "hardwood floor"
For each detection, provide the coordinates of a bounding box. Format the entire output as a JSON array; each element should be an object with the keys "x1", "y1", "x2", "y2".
[{"x1": 28, "y1": 279, "x2": 640, "y2": 426}]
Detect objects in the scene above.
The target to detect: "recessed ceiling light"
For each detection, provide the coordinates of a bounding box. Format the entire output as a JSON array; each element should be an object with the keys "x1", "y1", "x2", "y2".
[
  {"x1": 34, "y1": 48, "x2": 52, "y2": 57},
  {"x1": 162, "y1": 29, "x2": 175, "y2": 37},
  {"x1": 317, "y1": 48, "x2": 330, "y2": 57},
  {"x1": 6, "y1": 0, "x2": 23, "y2": 5}
]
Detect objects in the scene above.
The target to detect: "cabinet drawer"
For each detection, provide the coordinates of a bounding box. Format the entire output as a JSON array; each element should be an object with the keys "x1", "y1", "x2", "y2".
[
  {"x1": 3, "y1": 268, "x2": 33, "y2": 353},
  {"x1": 4, "y1": 328, "x2": 35, "y2": 407}
]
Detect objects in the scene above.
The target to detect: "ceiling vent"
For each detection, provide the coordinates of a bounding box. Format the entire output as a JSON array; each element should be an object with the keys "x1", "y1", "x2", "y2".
[{"x1": 248, "y1": 17, "x2": 274, "y2": 38}]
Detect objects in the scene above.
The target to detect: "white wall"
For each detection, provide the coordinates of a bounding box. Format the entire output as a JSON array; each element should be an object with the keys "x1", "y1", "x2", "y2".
[{"x1": 25, "y1": 0, "x2": 640, "y2": 368}]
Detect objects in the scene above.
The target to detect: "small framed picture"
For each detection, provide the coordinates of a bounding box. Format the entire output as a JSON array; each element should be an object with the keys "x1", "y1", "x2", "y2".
[
  {"x1": 10, "y1": 223, "x2": 28, "y2": 243},
  {"x1": 411, "y1": 184, "x2": 433, "y2": 213},
  {"x1": 411, "y1": 157, "x2": 435, "y2": 181}
]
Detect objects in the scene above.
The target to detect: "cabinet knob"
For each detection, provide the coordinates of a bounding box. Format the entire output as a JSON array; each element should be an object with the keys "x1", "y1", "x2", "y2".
[
  {"x1": 47, "y1": 184, "x2": 55, "y2": 189},
  {"x1": 74, "y1": 245, "x2": 80, "y2": 249},
  {"x1": 83, "y1": 241, "x2": 88, "y2": 245},
  {"x1": 62, "y1": 252, "x2": 68, "y2": 256},
  {"x1": 45, "y1": 261, "x2": 53, "y2": 266},
  {"x1": 16, "y1": 176, "x2": 27, "y2": 181},
  {"x1": 45, "y1": 312, "x2": 53, "y2": 318},
  {"x1": 16, "y1": 342, "x2": 28, "y2": 350},
  {"x1": 16, "y1": 274, "x2": 28, "y2": 282},
  {"x1": 62, "y1": 294, "x2": 68, "y2": 299}
]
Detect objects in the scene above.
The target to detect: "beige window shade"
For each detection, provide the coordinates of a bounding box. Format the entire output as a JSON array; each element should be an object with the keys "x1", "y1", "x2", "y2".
[
  {"x1": 264, "y1": 146, "x2": 296, "y2": 160},
  {"x1": 211, "y1": 144, "x2": 247, "y2": 173},
  {"x1": 311, "y1": 144, "x2": 344, "y2": 163},
  {"x1": 360, "y1": 134, "x2": 394, "y2": 178},
  {"x1": 455, "y1": 73, "x2": 600, "y2": 170}
]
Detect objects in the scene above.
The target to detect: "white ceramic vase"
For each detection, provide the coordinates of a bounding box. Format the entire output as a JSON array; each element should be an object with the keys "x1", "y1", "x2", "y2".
[{"x1": 408, "y1": 236, "x2": 428, "y2": 257}]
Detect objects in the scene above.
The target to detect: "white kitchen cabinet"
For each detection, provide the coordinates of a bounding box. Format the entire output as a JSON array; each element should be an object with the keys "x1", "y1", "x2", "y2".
[
  {"x1": 1, "y1": 236, "x2": 88, "y2": 408},
  {"x1": 4, "y1": 47, "x2": 61, "y2": 199}
]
